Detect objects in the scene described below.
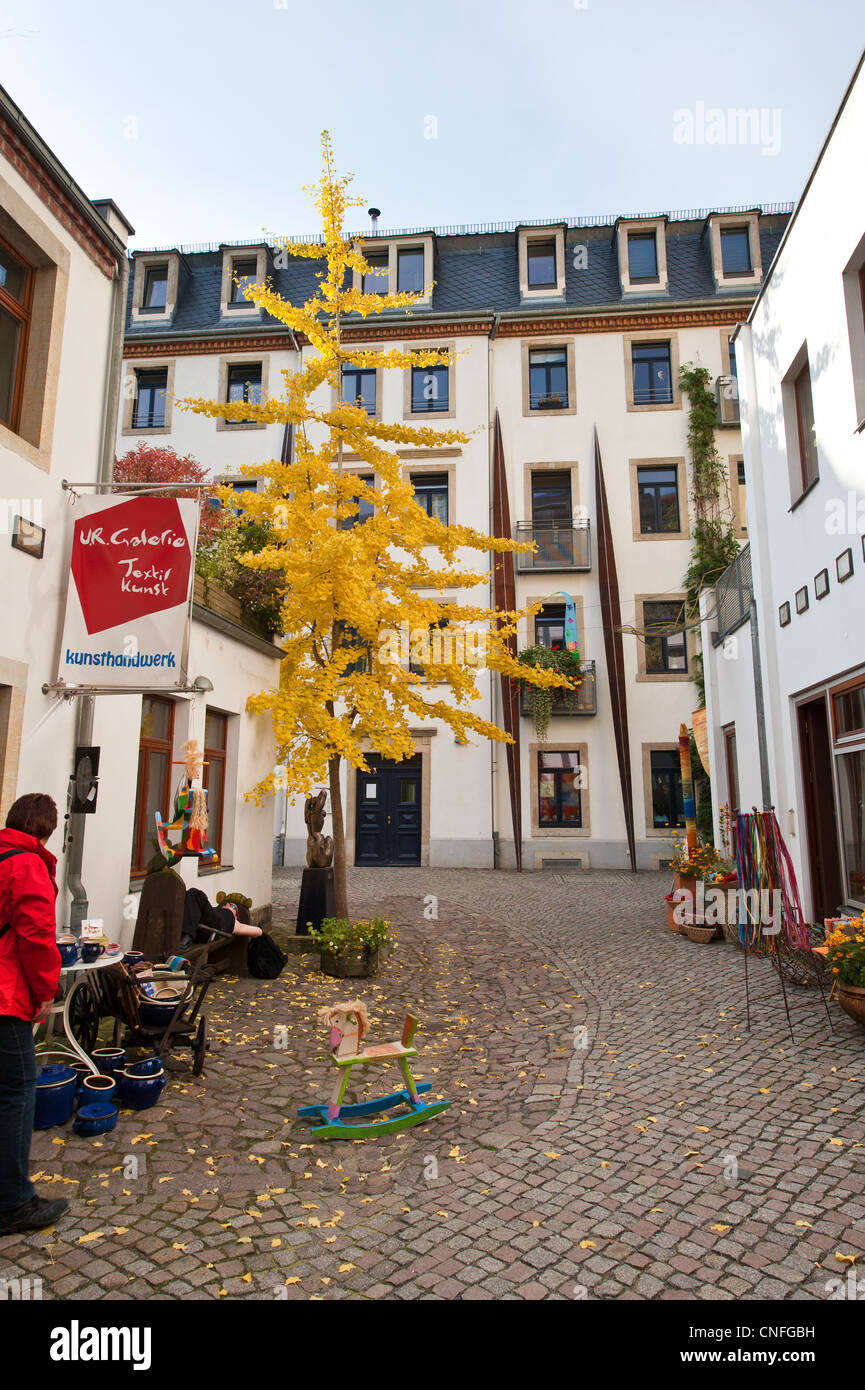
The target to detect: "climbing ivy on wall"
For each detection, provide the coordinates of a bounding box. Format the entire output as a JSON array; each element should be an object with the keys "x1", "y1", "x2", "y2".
[{"x1": 679, "y1": 362, "x2": 740, "y2": 705}]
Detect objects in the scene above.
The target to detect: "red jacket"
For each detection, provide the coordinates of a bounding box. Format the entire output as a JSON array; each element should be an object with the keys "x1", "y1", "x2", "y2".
[{"x1": 0, "y1": 828, "x2": 61, "y2": 1022}]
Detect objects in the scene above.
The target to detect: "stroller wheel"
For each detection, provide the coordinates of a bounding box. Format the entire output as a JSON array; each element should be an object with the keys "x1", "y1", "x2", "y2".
[{"x1": 192, "y1": 1015, "x2": 207, "y2": 1076}]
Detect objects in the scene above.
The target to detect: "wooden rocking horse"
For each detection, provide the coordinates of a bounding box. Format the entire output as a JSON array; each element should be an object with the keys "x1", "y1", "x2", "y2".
[{"x1": 298, "y1": 1000, "x2": 450, "y2": 1139}]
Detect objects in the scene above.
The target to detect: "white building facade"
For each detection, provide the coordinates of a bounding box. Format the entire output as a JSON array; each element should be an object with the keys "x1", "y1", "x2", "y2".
[
  {"x1": 701, "y1": 55, "x2": 865, "y2": 920},
  {"x1": 119, "y1": 206, "x2": 791, "y2": 873},
  {"x1": 0, "y1": 92, "x2": 278, "y2": 948}
]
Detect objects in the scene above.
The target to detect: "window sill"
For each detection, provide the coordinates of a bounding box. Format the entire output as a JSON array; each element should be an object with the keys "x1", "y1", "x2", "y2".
[
  {"x1": 788, "y1": 477, "x2": 820, "y2": 513},
  {"x1": 198, "y1": 862, "x2": 234, "y2": 876}
]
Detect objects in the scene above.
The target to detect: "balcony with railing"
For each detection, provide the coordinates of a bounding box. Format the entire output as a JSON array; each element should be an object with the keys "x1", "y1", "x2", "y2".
[
  {"x1": 711, "y1": 544, "x2": 752, "y2": 644},
  {"x1": 519, "y1": 660, "x2": 598, "y2": 717},
  {"x1": 515, "y1": 519, "x2": 591, "y2": 572}
]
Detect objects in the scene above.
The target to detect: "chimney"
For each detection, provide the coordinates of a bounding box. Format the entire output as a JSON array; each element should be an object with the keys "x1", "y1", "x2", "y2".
[{"x1": 368, "y1": 207, "x2": 381, "y2": 233}]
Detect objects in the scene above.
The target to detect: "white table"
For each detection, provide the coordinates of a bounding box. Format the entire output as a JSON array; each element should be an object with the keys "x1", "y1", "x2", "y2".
[{"x1": 34, "y1": 951, "x2": 126, "y2": 1073}]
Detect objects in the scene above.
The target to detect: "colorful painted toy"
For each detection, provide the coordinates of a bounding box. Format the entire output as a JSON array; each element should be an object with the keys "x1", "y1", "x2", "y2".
[
  {"x1": 155, "y1": 740, "x2": 217, "y2": 865},
  {"x1": 298, "y1": 1000, "x2": 450, "y2": 1139}
]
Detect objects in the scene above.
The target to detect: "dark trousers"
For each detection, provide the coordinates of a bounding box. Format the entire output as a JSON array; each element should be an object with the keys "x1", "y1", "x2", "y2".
[{"x1": 0, "y1": 1015, "x2": 37, "y2": 1212}]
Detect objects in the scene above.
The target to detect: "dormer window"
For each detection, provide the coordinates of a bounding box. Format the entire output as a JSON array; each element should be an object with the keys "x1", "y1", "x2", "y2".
[
  {"x1": 627, "y1": 233, "x2": 658, "y2": 283},
  {"x1": 131, "y1": 252, "x2": 182, "y2": 324},
  {"x1": 397, "y1": 247, "x2": 425, "y2": 294},
  {"x1": 720, "y1": 227, "x2": 752, "y2": 277},
  {"x1": 141, "y1": 263, "x2": 168, "y2": 312},
  {"x1": 363, "y1": 250, "x2": 389, "y2": 294},
  {"x1": 617, "y1": 218, "x2": 667, "y2": 295},
  {"x1": 351, "y1": 236, "x2": 434, "y2": 306},
  {"x1": 228, "y1": 257, "x2": 258, "y2": 306},
  {"x1": 527, "y1": 239, "x2": 557, "y2": 289},
  {"x1": 219, "y1": 245, "x2": 269, "y2": 316},
  {"x1": 518, "y1": 225, "x2": 566, "y2": 300},
  {"x1": 708, "y1": 212, "x2": 762, "y2": 289}
]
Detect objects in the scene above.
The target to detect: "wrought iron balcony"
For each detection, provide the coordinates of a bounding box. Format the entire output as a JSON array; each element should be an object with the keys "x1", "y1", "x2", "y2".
[
  {"x1": 519, "y1": 660, "x2": 597, "y2": 717},
  {"x1": 515, "y1": 519, "x2": 591, "y2": 572}
]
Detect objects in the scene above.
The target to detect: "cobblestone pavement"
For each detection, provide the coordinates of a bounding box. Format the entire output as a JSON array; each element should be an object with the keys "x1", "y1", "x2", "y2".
[{"x1": 2, "y1": 867, "x2": 864, "y2": 1301}]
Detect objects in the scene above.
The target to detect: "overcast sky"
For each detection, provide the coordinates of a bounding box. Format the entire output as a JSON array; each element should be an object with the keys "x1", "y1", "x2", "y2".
[{"x1": 2, "y1": 0, "x2": 862, "y2": 248}]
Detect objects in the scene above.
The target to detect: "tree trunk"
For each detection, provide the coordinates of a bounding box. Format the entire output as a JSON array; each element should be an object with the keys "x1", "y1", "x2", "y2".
[{"x1": 328, "y1": 752, "x2": 348, "y2": 921}]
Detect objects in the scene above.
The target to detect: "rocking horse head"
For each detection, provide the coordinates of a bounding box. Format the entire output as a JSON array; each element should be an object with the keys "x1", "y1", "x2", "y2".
[{"x1": 317, "y1": 1000, "x2": 370, "y2": 1058}]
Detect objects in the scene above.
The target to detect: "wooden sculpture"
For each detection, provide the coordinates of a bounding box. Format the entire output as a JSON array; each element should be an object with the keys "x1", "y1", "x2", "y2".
[
  {"x1": 304, "y1": 789, "x2": 334, "y2": 868},
  {"x1": 298, "y1": 1000, "x2": 450, "y2": 1138}
]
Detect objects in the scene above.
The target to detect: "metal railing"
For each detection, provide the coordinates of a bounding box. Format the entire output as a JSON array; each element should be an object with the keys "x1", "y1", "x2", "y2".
[
  {"x1": 515, "y1": 519, "x2": 591, "y2": 572},
  {"x1": 520, "y1": 661, "x2": 597, "y2": 717},
  {"x1": 713, "y1": 544, "x2": 752, "y2": 643}
]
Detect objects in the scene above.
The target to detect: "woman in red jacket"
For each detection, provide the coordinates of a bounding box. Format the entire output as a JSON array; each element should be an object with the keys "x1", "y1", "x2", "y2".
[{"x1": 0, "y1": 793, "x2": 68, "y2": 1235}]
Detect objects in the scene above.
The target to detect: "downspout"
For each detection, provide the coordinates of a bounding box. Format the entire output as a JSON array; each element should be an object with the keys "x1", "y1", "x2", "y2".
[
  {"x1": 488, "y1": 313, "x2": 500, "y2": 867},
  {"x1": 65, "y1": 248, "x2": 129, "y2": 929}
]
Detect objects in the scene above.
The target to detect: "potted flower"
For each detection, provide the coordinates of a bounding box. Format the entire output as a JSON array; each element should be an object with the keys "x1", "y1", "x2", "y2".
[
  {"x1": 668, "y1": 835, "x2": 723, "y2": 940},
  {"x1": 517, "y1": 645, "x2": 581, "y2": 740},
  {"x1": 825, "y1": 918, "x2": 865, "y2": 1028},
  {"x1": 310, "y1": 916, "x2": 395, "y2": 979}
]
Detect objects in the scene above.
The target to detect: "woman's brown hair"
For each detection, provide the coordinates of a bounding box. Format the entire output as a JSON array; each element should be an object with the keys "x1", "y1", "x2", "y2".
[{"x1": 6, "y1": 793, "x2": 58, "y2": 840}]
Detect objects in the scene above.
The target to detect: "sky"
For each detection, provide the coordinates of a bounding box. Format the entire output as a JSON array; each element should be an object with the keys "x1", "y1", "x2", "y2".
[{"x1": 1, "y1": 0, "x2": 862, "y2": 249}]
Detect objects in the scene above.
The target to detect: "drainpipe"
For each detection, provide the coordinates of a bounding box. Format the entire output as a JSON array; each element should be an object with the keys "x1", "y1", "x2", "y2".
[
  {"x1": 65, "y1": 247, "x2": 129, "y2": 930},
  {"x1": 749, "y1": 592, "x2": 772, "y2": 812},
  {"x1": 488, "y1": 312, "x2": 500, "y2": 867}
]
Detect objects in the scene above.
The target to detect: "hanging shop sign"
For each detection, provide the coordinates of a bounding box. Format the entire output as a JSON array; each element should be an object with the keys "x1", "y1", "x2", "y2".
[{"x1": 57, "y1": 494, "x2": 198, "y2": 689}]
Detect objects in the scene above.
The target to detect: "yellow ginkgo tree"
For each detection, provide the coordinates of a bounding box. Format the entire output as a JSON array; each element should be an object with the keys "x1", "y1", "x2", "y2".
[{"x1": 180, "y1": 133, "x2": 571, "y2": 918}]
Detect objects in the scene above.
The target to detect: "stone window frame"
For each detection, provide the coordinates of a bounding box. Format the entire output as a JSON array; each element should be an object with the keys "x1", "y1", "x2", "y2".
[
  {"x1": 0, "y1": 655, "x2": 28, "y2": 824},
  {"x1": 528, "y1": 592, "x2": 587, "y2": 658},
  {"x1": 729, "y1": 453, "x2": 747, "y2": 536},
  {"x1": 216, "y1": 354, "x2": 269, "y2": 432},
  {"x1": 517, "y1": 224, "x2": 567, "y2": 301},
  {"x1": 130, "y1": 251, "x2": 180, "y2": 324},
  {"x1": 337, "y1": 463, "x2": 379, "y2": 529},
  {"x1": 121, "y1": 357, "x2": 176, "y2": 436},
  {"x1": 522, "y1": 459, "x2": 581, "y2": 525},
  {"x1": 628, "y1": 456, "x2": 690, "y2": 542},
  {"x1": 521, "y1": 337, "x2": 577, "y2": 418},
  {"x1": 707, "y1": 212, "x2": 763, "y2": 291},
  {"x1": 402, "y1": 338, "x2": 456, "y2": 420},
  {"x1": 623, "y1": 329, "x2": 681, "y2": 413},
  {"x1": 0, "y1": 179, "x2": 70, "y2": 471},
  {"x1": 350, "y1": 234, "x2": 434, "y2": 308},
  {"x1": 642, "y1": 741, "x2": 686, "y2": 838},
  {"x1": 634, "y1": 592, "x2": 694, "y2": 682},
  {"x1": 528, "y1": 740, "x2": 591, "y2": 838},
  {"x1": 616, "y1": 217, "x2": 668, "y2": 296},
  {"x1": 402, "y1": 458, "x2": 457, "y2": 527},
  {"x1": 332, "y1": 348, "x2": 384, "y2": 423},
  {"x1": 220, "y1": 244, "x2": 269, "y2": 318}
]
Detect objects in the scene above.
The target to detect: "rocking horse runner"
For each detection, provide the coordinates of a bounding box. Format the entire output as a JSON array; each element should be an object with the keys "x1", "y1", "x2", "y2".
[{"x1": 299, "y1": 1000, "x2": 450, "y2": 1139}]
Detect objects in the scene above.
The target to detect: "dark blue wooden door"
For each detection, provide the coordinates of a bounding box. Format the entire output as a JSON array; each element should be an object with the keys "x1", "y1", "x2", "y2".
[{"x1": 355, "y1": 756, "x2": 422, "y2": 865}]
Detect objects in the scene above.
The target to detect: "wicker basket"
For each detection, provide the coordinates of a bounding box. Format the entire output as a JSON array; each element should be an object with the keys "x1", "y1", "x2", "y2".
[
  {"x1": 838, "y1": 984, "x2": 865, "y2": 1028},
  {"x1": 684, "y1": 924, "x2": 721, "y2": 944}
]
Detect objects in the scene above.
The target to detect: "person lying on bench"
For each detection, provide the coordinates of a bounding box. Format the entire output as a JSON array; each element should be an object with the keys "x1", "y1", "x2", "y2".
[{"x1": 180, "y1": 889, "x2": 262, "y2": 952}]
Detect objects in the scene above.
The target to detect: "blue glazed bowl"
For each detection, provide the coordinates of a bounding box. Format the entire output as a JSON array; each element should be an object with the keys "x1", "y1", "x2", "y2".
[
  {"x1": 92, "y1": 1047, "x2": 127, "y2": 1076},
  {"x1": 34, "y1": 1065, "x2": 77, "y2": 1129},
  {"x1": 81, "y1": 1074, "x2": 116, "y2": 1105},
  {"x1": 116, "y1": 1068, "x2": 166, "y2": 1111},
  {"x1": 73, "y1": 1102, "x2": 118, "y2": 1137},
  {"x1": 125, "y1": 1057, "x2": 163, "y2": 1077}
]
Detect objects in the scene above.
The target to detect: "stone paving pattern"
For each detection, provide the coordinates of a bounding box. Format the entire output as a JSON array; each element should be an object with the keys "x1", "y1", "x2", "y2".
[{"x1": 2, "y1": 868, "x2": 863, "y2": 1300}]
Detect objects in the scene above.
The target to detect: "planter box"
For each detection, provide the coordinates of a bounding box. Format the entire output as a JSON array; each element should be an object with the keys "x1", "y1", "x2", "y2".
[{"x1": 320, "y1": 946, "x2": 381, "y2": 980}]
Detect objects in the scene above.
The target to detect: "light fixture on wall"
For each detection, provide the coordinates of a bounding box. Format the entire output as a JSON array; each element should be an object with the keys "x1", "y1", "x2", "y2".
[{"x1": 192, "y1": 675, "x2": 214, "y2": 692}]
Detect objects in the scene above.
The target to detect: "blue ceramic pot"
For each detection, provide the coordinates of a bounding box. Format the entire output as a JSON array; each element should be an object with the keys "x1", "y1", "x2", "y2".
[
  {"x1": 81, "y1": 1074, "x2": 116, "y2": 1105},
  {"x1": 125, "y1": 1057, "x2": 163, "y2": 1077},
  {"x1": 58, "y1": 942, "x2": 79, "y2": 966},
  {"x1": 92, "y1": 1047, "x2": 127, "y2": 1076},
  {"x1": 116, "y1": 1067, "x2": 166, "y2": 1111},
  {"x1": 34, "y1": 1064, "x2": 77, "y2": 1129},
  {"x1": 73, "y1": 1103, "x2": 118, "y2": 1138},
  {"x1": 123, "y1": 951, "x2": 144, "y2": 968},
  {"x1": 138, "y1": 998, "x2": 183, "y2": 1029},
  {"x1": 71, "y1": 1062, "x2": 92, "y2": 1093}
]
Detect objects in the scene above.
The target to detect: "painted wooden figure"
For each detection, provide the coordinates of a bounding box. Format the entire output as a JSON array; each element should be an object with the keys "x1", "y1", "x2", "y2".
[{"x1": 298, "y1": 1000, "x2": 450, "y2": 1139}]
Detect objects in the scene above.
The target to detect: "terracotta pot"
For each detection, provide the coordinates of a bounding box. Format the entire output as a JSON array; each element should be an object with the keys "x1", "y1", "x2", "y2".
[
  {"x1": 666, "y1": 904, "x2": 684, "y2": 934},
  {"x1": 837, "y1": 984, "x2": 865, "y2": 1029},
  {"x1": 320, "y1": 947, "x2": 380, "y2": 980}
]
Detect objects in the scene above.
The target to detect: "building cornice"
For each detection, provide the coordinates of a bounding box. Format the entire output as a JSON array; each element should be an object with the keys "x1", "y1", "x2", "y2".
[{"x1": 0, "y1": 103, "x2": 126, "y2": 278}]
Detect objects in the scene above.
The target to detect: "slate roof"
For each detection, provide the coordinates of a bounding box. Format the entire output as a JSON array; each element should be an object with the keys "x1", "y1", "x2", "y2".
[{"x1": 124, "y1": 212, "x2": 790, "y2": 338}]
